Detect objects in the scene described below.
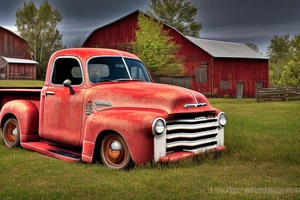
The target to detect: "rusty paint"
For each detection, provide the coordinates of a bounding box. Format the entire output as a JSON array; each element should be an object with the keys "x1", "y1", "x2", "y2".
[
  {"x1": 160, "y1": 152, "x2": 195, "y2": 163},
  {"x1": 0, "y1": 48, "x2": 226, "y2": 168}
]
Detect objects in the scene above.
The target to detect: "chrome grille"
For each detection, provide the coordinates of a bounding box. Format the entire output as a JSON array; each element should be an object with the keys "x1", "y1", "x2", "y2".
[{"x1": 166, "y1": 115, "x2": 219, "y2": 153}]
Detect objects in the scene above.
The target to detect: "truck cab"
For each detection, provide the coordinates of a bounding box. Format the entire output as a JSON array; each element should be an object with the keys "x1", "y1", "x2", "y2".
[{"x1": 0, "y1": 48, "x2": 226, "y2": 169}]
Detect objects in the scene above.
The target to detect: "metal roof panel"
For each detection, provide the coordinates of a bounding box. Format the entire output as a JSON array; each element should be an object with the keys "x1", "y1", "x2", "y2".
[
  {"x1": 186, "y1": 36, "x2": 269, "y2": 59},
  {"x1": 2, "y1": 56, "x2": 38, "y2": 64}
]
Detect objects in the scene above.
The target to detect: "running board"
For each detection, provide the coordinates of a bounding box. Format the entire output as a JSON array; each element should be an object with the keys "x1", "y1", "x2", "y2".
[{"x1": 21, "y1": 141, "x2": 81, "y2": 162}]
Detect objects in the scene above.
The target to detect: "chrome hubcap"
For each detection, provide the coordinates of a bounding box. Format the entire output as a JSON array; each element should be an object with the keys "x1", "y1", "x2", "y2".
[
  {"x1": 12, "y1": 128, "x2": 18, "y2": 136},
  {"x1": 110, "y1": 141, "x2": 122, "y2": 151}
]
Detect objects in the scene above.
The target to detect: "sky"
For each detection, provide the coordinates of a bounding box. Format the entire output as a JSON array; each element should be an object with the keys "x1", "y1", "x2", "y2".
[{"x1": 1, "y1": 0, "x2": 300, "y2": 55}]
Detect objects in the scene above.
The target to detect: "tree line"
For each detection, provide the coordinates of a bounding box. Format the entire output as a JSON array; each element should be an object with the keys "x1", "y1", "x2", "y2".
[
  {"x1": 15, "y1": 0, "x2": 299, "y2": 86},
  {"x1": 267, "y1": 35, "x2": 300, "y2": 87}
]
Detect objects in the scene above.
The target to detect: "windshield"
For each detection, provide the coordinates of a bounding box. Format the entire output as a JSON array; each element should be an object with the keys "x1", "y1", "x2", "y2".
[{"x1": 88, "y1": 57, "x2": 151, "y2": 83}]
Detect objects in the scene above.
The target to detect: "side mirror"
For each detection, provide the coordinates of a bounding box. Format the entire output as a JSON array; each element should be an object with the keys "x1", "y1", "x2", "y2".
[{"x1": 63, "y1": 79, "x2": 75, "y2": 95}]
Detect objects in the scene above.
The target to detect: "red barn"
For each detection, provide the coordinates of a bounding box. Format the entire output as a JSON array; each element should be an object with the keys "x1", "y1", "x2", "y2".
[
  {"x1": 0, "y1": 26, "x2": 37, "y2": 80},
  {"x1": 82, "y1": 10, "x2": 269, "y2": 98}
]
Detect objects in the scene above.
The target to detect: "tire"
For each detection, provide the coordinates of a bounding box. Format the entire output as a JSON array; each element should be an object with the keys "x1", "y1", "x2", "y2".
[
  {"x1": 100, "y1": 133, "x2": 132, "y2": 169},
  {"x1": 2, "y1": 118, "x2": 20, "y2": 148}
]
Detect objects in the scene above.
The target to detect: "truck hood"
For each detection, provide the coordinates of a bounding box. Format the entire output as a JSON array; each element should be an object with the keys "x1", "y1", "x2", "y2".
[{"x1": 92, "y1": 81, "x2": 215, "y2": 114}]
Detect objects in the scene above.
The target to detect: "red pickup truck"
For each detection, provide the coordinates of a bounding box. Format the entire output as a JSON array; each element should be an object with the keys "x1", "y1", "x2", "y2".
[{"x1": 0, "y1": 48, "x2": 226, "y2": 169}]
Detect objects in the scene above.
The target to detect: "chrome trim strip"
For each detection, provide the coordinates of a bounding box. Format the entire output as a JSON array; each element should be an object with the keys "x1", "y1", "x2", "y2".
[
  {"x1": 166, "y1": 128, "x2": 218, "y2": 139},
  {"x1": 184, "y1": 103, "x2": 207, "y2": 108},
  {"x1": 166, "y1": 137, "x2": 218, "y2": 148},
  {"x1": 167, "y1": 117, "x2": 216, "y2": 123},
  {"x1": 46, "y1": 91, "x2": 55, "y2": 95},
  {"x1": 95, "y1": 101, "x2": 112, "y2": 107},
  {"x1": 167, "y1": 121, "x2": 219, "y2": 131},
  {"x1": 116, "y1": 50, "x2": 133, "y2": 80},
  {"x1": 187, "y1": 89, "x2": 199, "y2": 104}
]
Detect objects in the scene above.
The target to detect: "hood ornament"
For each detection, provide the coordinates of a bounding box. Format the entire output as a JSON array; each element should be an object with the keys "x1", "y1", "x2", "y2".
[{"x1": 184, "y1": 103, "x2": 207, "y2": 108}]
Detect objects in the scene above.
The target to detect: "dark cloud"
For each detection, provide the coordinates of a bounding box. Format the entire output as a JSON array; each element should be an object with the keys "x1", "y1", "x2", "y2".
[
  {"x1": 191, "y1": 0, "x2": 300, "y2": 53},
  {"x1": 1, "y1": 0, "x2": 300, "y2": 54}
]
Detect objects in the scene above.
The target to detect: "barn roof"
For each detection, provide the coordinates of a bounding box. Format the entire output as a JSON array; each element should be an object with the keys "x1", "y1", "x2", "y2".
[
  {"x1": 82, "y1": 10, "x2": 141, "y2": 47},
  {"x1": 2, "y1": 56, "x2": 38, "y2": 64},
  {"x1": 0, "y1": 26, "x2": 27, "y2": 42},
  {"x1": 83, "y1": 9, "x2": 269, "y2": 60},
  {"x1": 186, "y1": 36, "x2": 269, "y2": 59}
]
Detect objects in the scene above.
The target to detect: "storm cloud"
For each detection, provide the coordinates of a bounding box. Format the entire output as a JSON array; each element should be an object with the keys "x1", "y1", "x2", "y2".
[{"x1": 1, "y1": 0, "x2": 299, "y2": 54}]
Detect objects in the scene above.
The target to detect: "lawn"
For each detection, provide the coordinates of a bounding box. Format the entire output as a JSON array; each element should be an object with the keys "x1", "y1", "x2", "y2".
[
  {"x1": 0, "y1": 80, "x2": 44, "y2": 87},
  {"x1": 0, "y1": 98, "x2": 299, "y2": 199}
]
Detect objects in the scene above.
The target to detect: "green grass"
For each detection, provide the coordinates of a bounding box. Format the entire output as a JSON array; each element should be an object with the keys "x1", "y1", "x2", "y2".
[
  {"x1": 0, "y1": 99, "x2": 300, "y2": 199},
  {"x1": 0, "y1": 80, "x2": 44, "y2": 87}
]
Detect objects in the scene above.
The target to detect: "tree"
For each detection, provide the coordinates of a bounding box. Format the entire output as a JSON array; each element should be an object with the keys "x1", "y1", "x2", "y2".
[
  {"x1": 267, "y1": 34, "x2": 300, "y2": 86},
  {"x1": 291, "y1": 35, "x2": 300, "y2": 54},
  {"x1": 245, "y1": 42, "x2": 259, "y2": 52},
  {"x1": 278, "y1": 35, "x2": 300, "y2": 86},
  {"x1": 147, "y1": 0, "x2": 202, "y2": 38},
  {"x1": 266, "y1": 34, "x2": 292, "y2": 86},
  {"x1": 15, "y1": 0, "x2": 64, "y2": 79},
  {"x1": 133, "y1": 13, "x2": 185, "y2": 76},
  {"x1": 68, "y1": 36, "x2": 85, "y2": 48},
  {"x1": 278, "y1": 54, "x2": 300, "y2": 86}
]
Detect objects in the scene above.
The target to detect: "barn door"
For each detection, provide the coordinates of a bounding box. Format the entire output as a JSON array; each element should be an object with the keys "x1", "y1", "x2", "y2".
[
  {"x1": 236, "y1": 82, "x2": 244, "y2": 98},
  {"x1": 256, "y1": 82, "x2": 263, "y2": 97},
  {"x1": 195, "y1": 62, "x2": 209, "y2": 93}
]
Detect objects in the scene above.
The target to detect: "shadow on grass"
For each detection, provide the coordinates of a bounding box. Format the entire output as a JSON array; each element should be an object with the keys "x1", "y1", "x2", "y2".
[{"x1": 132, "y1": 151, "x2": 225, "y2": 171}]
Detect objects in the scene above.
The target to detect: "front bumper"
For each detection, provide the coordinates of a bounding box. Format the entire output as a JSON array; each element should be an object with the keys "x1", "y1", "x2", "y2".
[{"x1": 159, "y1": 145, "x2": 226, "y2": 163}]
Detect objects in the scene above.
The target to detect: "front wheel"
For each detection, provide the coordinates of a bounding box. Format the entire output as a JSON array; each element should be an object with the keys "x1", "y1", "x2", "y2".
[
  {"x1": 2, "y1": 118, "x2": 20, "y2": 147},
  {"x1": 100, "y1": 133, "x2": 132, "y2": 169}
]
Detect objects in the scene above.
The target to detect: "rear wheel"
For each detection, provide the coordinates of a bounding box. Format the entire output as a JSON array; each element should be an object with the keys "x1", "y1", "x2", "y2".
[
  {"x1": 2, "y1": 118, "x2": 20, "y2": 147},
  {"x1": 100, "y1": 133, "x2": 132, "y2": 169}
]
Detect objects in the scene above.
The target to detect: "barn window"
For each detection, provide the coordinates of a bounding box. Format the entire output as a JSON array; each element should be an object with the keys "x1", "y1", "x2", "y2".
[
  {"x1": 220, "y1": 81, "x2": 230, "y2": 89},
  {"x1": 256, "y1": 82, "x2": 263, "y2": 89},
  {"x1": 195, "y1": 62, "x2": 208, "y2": 83}
]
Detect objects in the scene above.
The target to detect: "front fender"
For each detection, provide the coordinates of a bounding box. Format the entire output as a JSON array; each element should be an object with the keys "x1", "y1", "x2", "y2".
[
  {"x1": 0, "y1": 100, "x2": 39, "y2": 142},
  {"x1": 82, "y1": 108, "x2": 168, "y2": 164}
]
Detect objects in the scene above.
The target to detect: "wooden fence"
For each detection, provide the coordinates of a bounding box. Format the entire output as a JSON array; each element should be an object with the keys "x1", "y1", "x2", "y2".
[
  {"x1": 257, "y1": 87, "x2": 300, "y2": 101},
  {"x1": 152, "y1": 76, "x2": 192, "y2": 89}
]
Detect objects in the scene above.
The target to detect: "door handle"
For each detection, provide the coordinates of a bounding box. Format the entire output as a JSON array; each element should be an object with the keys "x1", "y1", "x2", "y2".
[{"x1": 46, "y1": 91, "x2": 55, "y2": 96}]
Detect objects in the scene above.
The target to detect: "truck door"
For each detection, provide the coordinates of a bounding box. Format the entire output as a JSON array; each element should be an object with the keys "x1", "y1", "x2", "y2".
[{"x1": 41, "y1": 57, "x2": 85, "y2": 147}]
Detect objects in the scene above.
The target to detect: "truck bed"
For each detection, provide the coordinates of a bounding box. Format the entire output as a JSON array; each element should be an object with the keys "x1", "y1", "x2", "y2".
[
  {"x1": 0, "y1": 87, "x2": 82, "y2": 162},
  {"x1": 0, "y1": 87, "x2": 42, "y2": 111}
]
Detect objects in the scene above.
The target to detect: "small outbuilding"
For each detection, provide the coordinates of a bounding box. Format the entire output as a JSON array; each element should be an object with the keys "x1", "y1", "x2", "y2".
[
  {"x1": 82, "y1": 10, "x2": 269, "y2": 98},
  {"x1": 0, "y1": 26, "x2": 37, "y2": 80}
]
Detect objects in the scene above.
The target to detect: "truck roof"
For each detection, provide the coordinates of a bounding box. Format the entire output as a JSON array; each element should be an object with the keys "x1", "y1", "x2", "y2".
[
  {"x1": 44, "y1": 48, "x2": 143, "y2": 86},
  {"x1": 51, "y1": 48, "x2": 140, "y2": 61}
]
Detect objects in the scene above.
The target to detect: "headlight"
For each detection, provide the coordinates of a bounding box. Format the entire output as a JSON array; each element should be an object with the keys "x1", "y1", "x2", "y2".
[
  {"x1": 218, "y1": 112, "x2": 227, "y2": 126},
  {"x1": 152, "y1": 118, "x2": 166, "y2": 136}
]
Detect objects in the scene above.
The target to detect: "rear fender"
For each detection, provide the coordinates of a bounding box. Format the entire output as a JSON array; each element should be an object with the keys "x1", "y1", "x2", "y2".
[
  {"x1": 82, "y1": 108, "x2": 168, "y2": 164},
  {"x1": 0, "y1": 100, "x2": 39, "y2": 142}
]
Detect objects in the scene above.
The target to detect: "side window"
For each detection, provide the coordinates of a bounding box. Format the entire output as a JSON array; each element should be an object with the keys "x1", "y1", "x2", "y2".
[{"x1": 51, "y1": 58, "x2": 83, "y2": 85}]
